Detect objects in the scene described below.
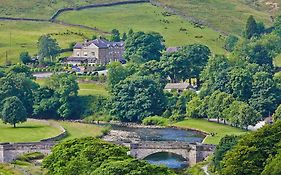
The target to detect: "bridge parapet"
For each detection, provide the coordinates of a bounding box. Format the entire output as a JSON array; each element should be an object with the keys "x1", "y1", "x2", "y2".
[{"x1": 129, "y1": 141, "x2": 216, "y2": 166}]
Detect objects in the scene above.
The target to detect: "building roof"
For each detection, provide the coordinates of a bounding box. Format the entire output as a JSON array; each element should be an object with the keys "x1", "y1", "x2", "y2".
[
  {"x1": 82, "y1": 39, "x2": 124, "y2": 49},
  {"x1": 164, "y1": 83, "x2": 194, "y2": 90},
  {"x1": 66, "y1": 57, "x2": 97, "y2": 62},
  {"x1": 166, "y1": 47, "x2": 180, "y2": 53}
]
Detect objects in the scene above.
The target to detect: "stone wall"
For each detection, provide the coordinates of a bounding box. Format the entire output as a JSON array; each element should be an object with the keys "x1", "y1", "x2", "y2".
[{"x1": 0, "y1": 142, "x2": 56, "y2": 163}]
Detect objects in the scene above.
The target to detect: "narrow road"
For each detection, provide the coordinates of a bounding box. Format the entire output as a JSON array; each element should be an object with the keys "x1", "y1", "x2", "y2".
[{"x1": 202, "y1": 164, "x2": 210, "y2": 175}]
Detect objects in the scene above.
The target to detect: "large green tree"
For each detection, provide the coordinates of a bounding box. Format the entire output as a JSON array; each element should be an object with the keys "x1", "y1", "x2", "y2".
[
  {"x1": 245, "y1": 15, "x2": 258, "y2": 39},
  {"x1": 221, "y1": 121, "x2": 281, "y2": 175},
  {"x1": 37, "y1": 35, "x2": 61, "y2": 61},
  {"x1": 43, "y1": 137, "x2": 174, "y2": 175},
  {"x1": 124, "y1": 31, "x2": 165, "y2": 63},
  {"x1": 249, "y1": 71, "x2": 279, "y2": 117},
  {"x1": 110, "y1": 29, "x2": 121, "y2": 42},
  {"x1": 19, "y1": 52, "x2": 32, "y2": 64},
  {"x1": 110, "y1": 76, "x2": 165, "y2": 122},
  {"x1": 200, "y1": 55, "x2": 231, "y2": 96},
  {"x1": 1, "y1": 96, "x2": 27, "y2": 128},
  {"x1": 0, "y1": 73, "x2": 37, "y2": 116}
]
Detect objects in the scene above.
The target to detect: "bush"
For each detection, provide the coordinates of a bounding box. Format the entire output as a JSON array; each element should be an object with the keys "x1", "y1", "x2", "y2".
[
  {"x1": 169, "y1": 113, "x2": 185, "y2": 122},
  {"x1": 17, "y1": 152, "x2": 45, "y2": 162},
  {"x1": 142, "y1": 116, "x2": 169, "y2": 126}
]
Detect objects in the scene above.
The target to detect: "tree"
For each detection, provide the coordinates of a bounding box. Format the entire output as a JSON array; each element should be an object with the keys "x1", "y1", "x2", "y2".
[
  {"x1": 37, "y1": 35, "x2": 61, "y2": 61},
  {"x1": 43, "y1": 137, "x2": 175, "y2": 175},
  {"x1": 110, "y1": 29, "x2": 121, "y2": 42},
  {"x1": 186, "y1": 96, "x2": 204, "y2": 118},
  {"x1": 213, "y1": 135, "x2": 239, "y2": 172},
  {"x1": 124, "y1": 31, "x2": 165, "y2": 63},
  {"x1": 92, "y1": 35, "x2": 97, "y2": 40},
  {"x1": 1, "y1": 96, "x2": 27, "y2": 128},
  {"x1": 273, "y1": 15, "x2": 281, "y2": 36},
  {"x1": 206, "y1": 91, "x2": 235, "y2": 122},
  {"x1": 226, "y1": 67, "x2": 252, "y2": 101},
  {"x1": 261, "y1": 151, "x2": 281, "y2": 175},
  {"x1": 272, "y1": 104, "x2": 281, "y2": 121},
  {"x1": 245, "y1": 15, "x2": 258, "y2": 39},
  {"x1": 224, "y1": 35, "x2": 239, "y2": 52},
  {"x1": 238, "y1": 103, "x2": 260, "y2": 129},
  {"x1": 200, "y1": 55, "x2": 231, "y2": 96},
  {"x1": 106, "y1": 62, "x2": 135, "y2": 91},
  {"x1": 8, "y1": 64, "x2": 33, "y2": 79},
  {"x1": 181, "y1": 44, "x2": 211, "y2": 84},
  {"x1": 221, "y1": 121, "x2": 281, "y2": 175},
  {"x1": 34, "y1": 73, "x2": 79, "y2": 119},
  {"x1": 121, "y1": 32, "x2": 127, "y2": 41},
  {"x1": 110, "y1": 76, "x2": 165, "y2": 122},
  {"x1": 160, "y1": 51, "x2": 190, "y2": 83},
  {"x1": 19, "y1": 52, "x2": 32, "y2": 64},
  {"x1": 249, "y1": 71, "x2": 279, "y2": 117},
  {"x1": 0, "y1": 73, "x2": 37, "y2": 116}
]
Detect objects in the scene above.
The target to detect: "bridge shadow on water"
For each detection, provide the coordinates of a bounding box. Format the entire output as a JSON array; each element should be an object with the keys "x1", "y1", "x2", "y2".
[{"x1": 144, "y1": 152, "x2": 188, "y2": 169}]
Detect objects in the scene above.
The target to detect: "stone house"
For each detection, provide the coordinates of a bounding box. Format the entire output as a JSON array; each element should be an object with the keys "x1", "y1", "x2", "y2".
[
  {"x1": 164, "y1": 83, "x2": 197, "y2": 93},
  {"x1": 66, "y1": 39, "x2": 125, "y2": 65}
]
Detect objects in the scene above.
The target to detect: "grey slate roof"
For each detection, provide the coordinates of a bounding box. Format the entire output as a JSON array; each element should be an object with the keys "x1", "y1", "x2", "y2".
[
  {"x1": 164, "y1": 83, "x2": 194, "y2": 90},
  {"x1": 83, "y1": 39, "x2": 124, "y2": 49}
]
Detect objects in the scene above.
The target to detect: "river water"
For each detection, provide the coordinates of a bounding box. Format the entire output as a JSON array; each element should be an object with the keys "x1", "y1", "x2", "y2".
[{"x1": 112, "y1": 125, "x2": 205, "y2": 169}]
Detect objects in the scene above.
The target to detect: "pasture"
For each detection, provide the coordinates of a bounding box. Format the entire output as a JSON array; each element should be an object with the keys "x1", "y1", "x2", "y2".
[
  {"x1": 58, "y1": 3, "x2": 226, "y2": 54},
  {"x1": 155, "y1": 0, "x2": 278, "y2": 35},
  {"x1": 0, "y1": 21, "x2": 99, "y2": 65},
  {"x1": 0, "y1": 119, "x2": 62, "y2": 142}
]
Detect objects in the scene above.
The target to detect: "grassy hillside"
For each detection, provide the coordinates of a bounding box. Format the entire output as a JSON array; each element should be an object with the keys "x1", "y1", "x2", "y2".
[
  {"x1": 0, "y1": 21, "x2": 100, "y2": 65},
  {"x1": 0, "y1": 120, "x2": 62, "y2": 142},
  {"x1": 58, "y1": 3, "x2": 226, "y2": 53},
  {"x1": 154, "y1": 0, "x2": 280, "y2": 35},
  {"x1": 0, "y1": 0, "x2": 127, "y2": 19}
]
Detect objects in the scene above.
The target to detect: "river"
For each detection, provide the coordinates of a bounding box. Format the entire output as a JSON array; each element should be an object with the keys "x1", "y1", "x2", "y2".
[{"x1": 111, "y1": 125, "x2": 205, "y2": 169}]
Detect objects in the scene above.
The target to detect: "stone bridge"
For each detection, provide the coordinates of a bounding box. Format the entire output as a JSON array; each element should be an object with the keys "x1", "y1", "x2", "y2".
[
  {"x1": 0, "y1": 142, "x2": 55, "y2": 163},
  {"x1": 129, "y1": 141, "x2": 215, "y2": 166}
]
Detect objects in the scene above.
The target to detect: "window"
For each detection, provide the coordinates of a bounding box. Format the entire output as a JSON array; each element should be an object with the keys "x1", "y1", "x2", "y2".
[
  {"x1": 92, "y1": 52, "x2": 95, "y2": 56},
  {"x1": 84, "y1": 52, "x2": 88, "y2": 56},
  {"x1": 77, "y1": 52, "x2": 80, "y2": 56}
]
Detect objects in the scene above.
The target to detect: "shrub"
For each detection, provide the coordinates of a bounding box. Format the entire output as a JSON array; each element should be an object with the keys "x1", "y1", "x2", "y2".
[
  {"x1": 142, "y1": 116, "x2": 169, "y2": 126},
  {"x1": 169, "y1": 113, "x2": 185, "y2": 122},
  {"x1": 17, "y1": 152, "x2": 45, "y2": 162}
]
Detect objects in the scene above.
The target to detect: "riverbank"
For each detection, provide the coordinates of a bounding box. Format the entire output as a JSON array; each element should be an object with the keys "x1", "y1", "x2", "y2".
[{"x1": 173, "y1": 119, "x2": 246, "y2": 145}]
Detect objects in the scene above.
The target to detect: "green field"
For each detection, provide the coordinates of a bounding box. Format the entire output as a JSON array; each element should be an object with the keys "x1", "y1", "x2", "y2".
[
  {"x1": 0, "y1": 120, "x2": 62, "y2": 142},
  {"x1": 0, "y1": 0, "x2": 126, "y2": 19},
  {"x1": 78, "y1": 83, "x2": 109, "y2": 96},
  {"x1": 155, "y1": 0, "x2": 279, "y2": 35},
  {"x1": 58, "y1": 3, "x2": 226, "y2": 54},
  {"x1": 55, "y1": 121, "x2": 103, "y2": 141},
  {"x1": 173, "y1": 119, "x2": 246, "y2": 145},
  {"x1": 0, "y1": 21, "x2": 100, "y2": 65},
  {"x1": 0, "y1": 164, "x2": 21, "y2": 175}
]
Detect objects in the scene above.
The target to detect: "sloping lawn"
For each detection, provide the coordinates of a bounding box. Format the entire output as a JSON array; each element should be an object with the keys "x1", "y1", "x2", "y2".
[
  {"x1": 78, "y1": 83, "x2": 109, "y2": 97},
  {"x1": 173, "y1": 118, "x2": 246, "y2": 145},
  {"x1": 57, "y1": 121, "x2": 104, "y2": 141},
  {"x1": 0, "y1": 120, "x2": 62, "y2": 142}
]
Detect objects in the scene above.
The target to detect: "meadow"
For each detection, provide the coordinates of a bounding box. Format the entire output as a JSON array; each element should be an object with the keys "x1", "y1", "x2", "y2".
[
  {"x1": 0, "y1": 21, "x2": 100, "y2": 65},
  {"x1": 173, "y1": 118, "x2": 246, "y2": 145},
  {"x1": 58, "y1": 3, "x2": 226, "y2": 54},
  {"x1": 155, "y1": 0, "x2": 279, "y2": 35},
  {"x1": 0, "y1": 120, "x2": 62, "y2": 142},
  {"x1": 78, "y1": 82, "x2": 109, "y2": 96},
  {"x1": 0, "y1": 0, "x2": 127, "y2": 19}
]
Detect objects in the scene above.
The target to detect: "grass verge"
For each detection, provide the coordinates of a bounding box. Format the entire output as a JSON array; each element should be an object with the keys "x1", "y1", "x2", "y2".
[{"x1": 173, "y1": 118, "x2": 246, "y2": 145}]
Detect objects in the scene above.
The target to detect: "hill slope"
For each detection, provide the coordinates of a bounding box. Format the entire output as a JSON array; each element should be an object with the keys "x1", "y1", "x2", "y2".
[
  {"x1": 153, "y1": 0, "x2": 280, "y2": 35},
  {"x1": 0, "y1": 0, "x2": 129, "y2": 19}
]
